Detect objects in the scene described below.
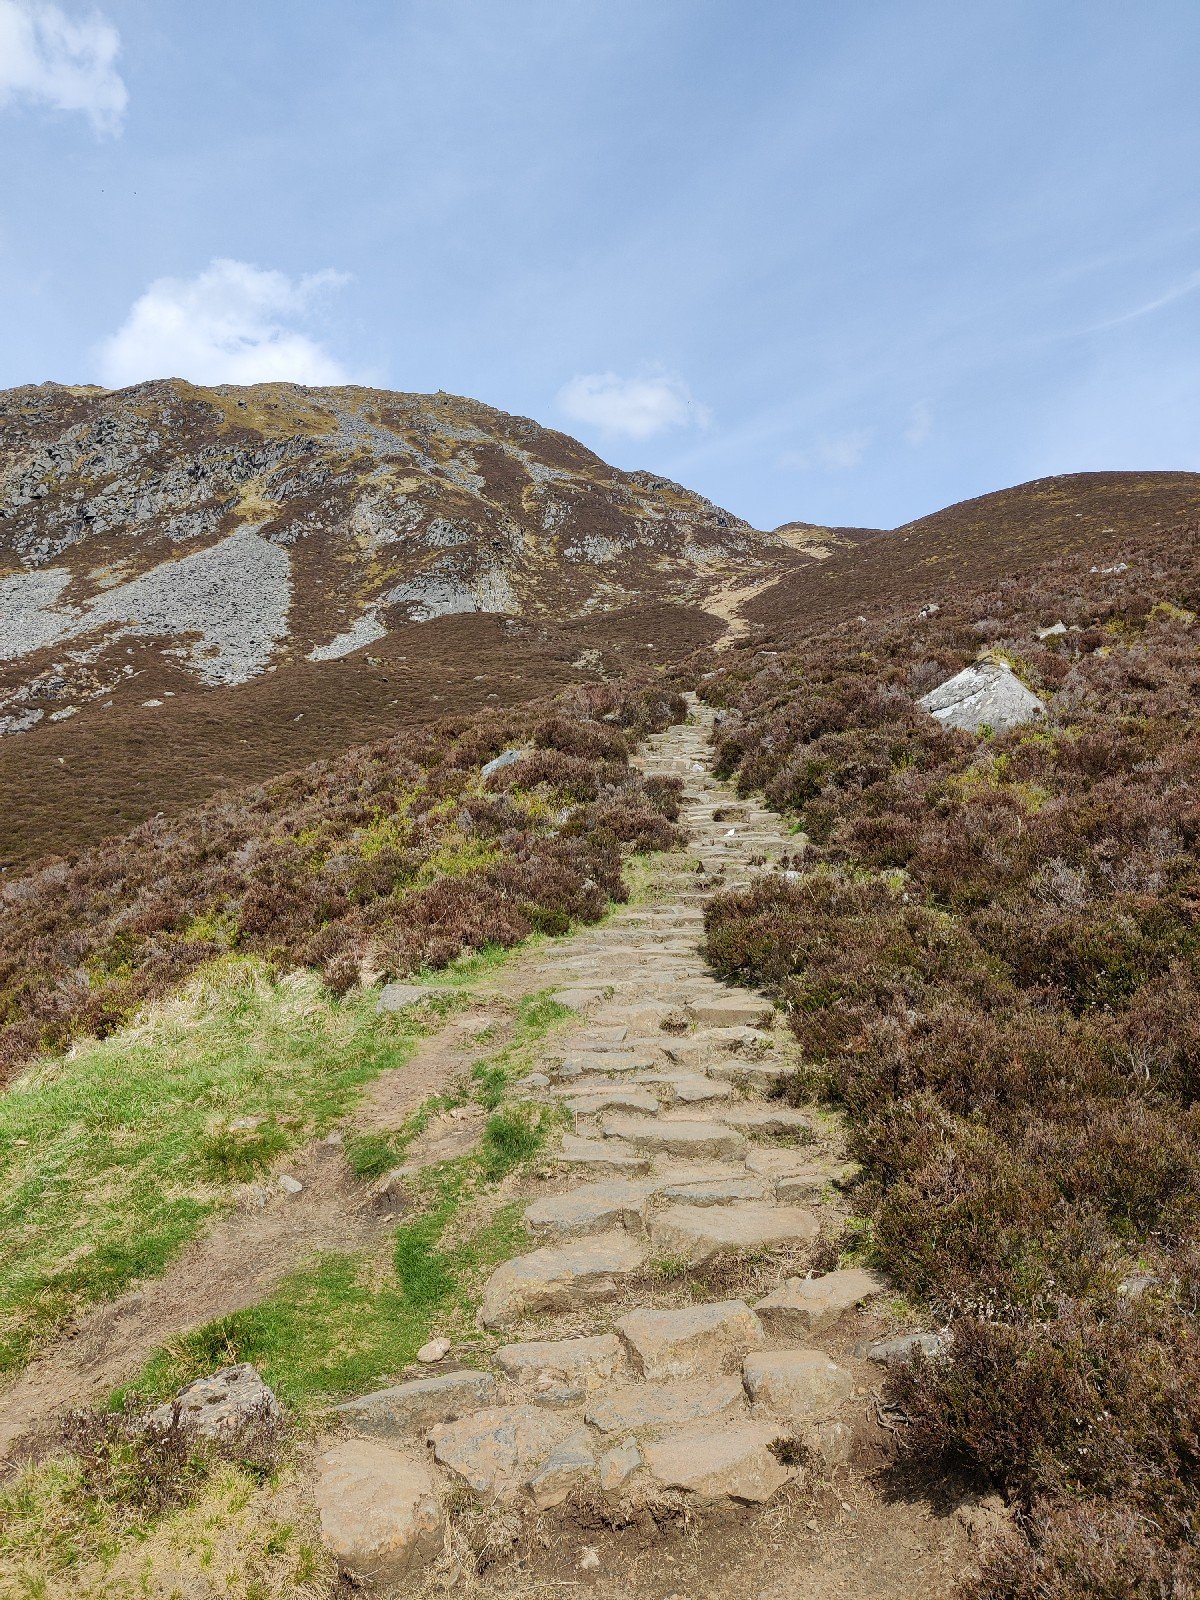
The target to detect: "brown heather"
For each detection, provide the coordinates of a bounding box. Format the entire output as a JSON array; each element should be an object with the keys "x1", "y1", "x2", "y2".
[
  {"x1": 0, "y1": 680, "x2": 685, "y2": 1082},
  {"x1": 698, "y1": 518, "x2": 1200, "y2": 1593}
]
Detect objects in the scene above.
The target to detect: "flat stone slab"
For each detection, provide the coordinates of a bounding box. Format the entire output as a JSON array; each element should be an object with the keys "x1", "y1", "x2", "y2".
[
  {"x1": 743, "y1": 1349, "x2": 854, "y2": 1421},
  {"x1": 524, "y1": 1181, "x2": 649, "y2": 1239},
  {"x1": 566, "y1": 1088, "x2": 660, "y2": 1116},
  {"x1": 377, "y1": 983, "x2": 438, "y2": 1013},
  {"x1": 714, "y1": 1106, "x2": 813, "y2": 1137},
  {"x1": 655, "y1": 1175, "x2": 770, "y2": 1207},
  {"x1": 551, "y1": 988, "x2": 607, "y2": 1011},
  {"x1": 641, "y1": 1420, "x2": 793, "y2": 1504},
  {"x1": 317, "y1": 1440, "x2": 444, "y2": 1587},
  {"x1": 636, "y1": 1073, "x2": 733, "y2": 1103},
  {"x1": 744, "y1": 1148, "x2": 833, "y2": 1179},
  {"x1": 335, "y1": 1370, "x2": 499, "y2": 1439},
  {"x1": 585, "y1": 1375, "x2": 746, "y2": 1435},
  {"x1": 559, "y1": 1053, "x2": 656, "y2": 1077},
  {"x1": 686, "y1": 996, "x2": 773, "y2": 1029},
  {"x1": 558, "y1": 1134, "x2": 650, "y2": 1174},
  {"x1": 479, "y1": 1232, "x2": 647, "y2": 1329},
  {"x1": 428, "y1": 1405, "x2": 574, "y2": 1496},
  {"x1": 755, "y1": 1268, "x2": 887, "y2": 1336},
  {"x1": 602, "y1": 1114, "x2": 746, "y2": 1160},
  {"x1": 527, "y1": 1430, "x2": 597, "y2": 1509},
  {"x1": 706, "y1": 1060, "x2": 793, "y2": 1092},
  {"x1": 496, "y1": 1333, "x2": 626, "y2": 1392},
  {"x1": 618, "y1": 1300, "x2": 765, "y2": 1380},
  {"x1": 650, "y1": 1202, "x2": 820, "y2": 1265}
]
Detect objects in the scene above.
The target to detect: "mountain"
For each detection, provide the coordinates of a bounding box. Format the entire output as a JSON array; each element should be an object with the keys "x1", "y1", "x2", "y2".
[{"x1": 0, "y1": 380, "x2": 821, "y2": 865}]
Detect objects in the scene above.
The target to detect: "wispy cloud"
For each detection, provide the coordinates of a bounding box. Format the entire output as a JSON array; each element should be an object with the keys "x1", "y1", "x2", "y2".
[
  {"x1": 0, "y1": 0, "x2": 126, "y2": 134},
  {"x1": 904, "y1": 400, "x2": 933, "y2": 447},
  {"x1": 778, "y1": 427, "x2": 873, "y2": 472},
  {"x1": 1089, "y1": 268, "x2": 1200, "y2": 332},
  {"x1": 97, "y1": 258, "x2": 353, "y2": 387},
  {"x1": 556, "y1": 370, "x2": 711, "y2": 441}
]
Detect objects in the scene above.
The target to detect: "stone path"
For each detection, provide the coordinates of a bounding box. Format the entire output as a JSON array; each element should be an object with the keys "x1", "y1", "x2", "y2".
[{"x1": 314, "y1": 697, "x2": 935, "y2": 1589}]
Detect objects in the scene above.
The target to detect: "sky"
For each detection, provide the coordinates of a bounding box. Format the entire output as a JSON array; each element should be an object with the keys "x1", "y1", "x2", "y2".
[{"x1": 1, "y1": 0, "x2": 1198, "y2": 531}]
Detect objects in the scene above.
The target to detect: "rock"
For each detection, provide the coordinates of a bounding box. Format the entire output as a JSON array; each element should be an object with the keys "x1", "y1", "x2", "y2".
[
  {"x1": 149, "y1": 1363, "x2": 280, "y2": 1439},
  {"x1": 526, "y1": 1430, "x2": 597, "y2": 1508},
  {"x1": 377, "y1": 982, "x2": 437, "y2": 1012},
  {"x1": 1038, "y1": 621, "x2": 1067, "y2": 638},
  {"x1": 551, "y1": 988, "x2": 606, "y2": 1011},
  {"x1": 335, "y1": 1370, "x2": 499, "y2": 1438},
  {"x1": 601, "y1": 1115, "x2": 746, "y2": 1160},
  {"x1": 559, "y1": 1053, "x2": 655, "y2": 1077},
  {"x1": 277, "y1": 1173, "x2": 304, "y2": 1195},
  {"x1": 742, "y1": 1349, "x2": 854, "y2": 1421},
  {"x1": 808, "y1": 1418, "x2": 854, "y2": 1466},
  {"x1": 649, "y1": 1202, "x2": 819, "y2": 1265},
  {"x1": 714, "y1": 1105, "x2": 812, "y2": 1137},
  {"x1": 635, "y1": 1073, "x2": 733, "y2": 1103},
  {"x1": 654, "y1": 1175, "x2": 770, "y2": 1207},
  {"x1": 566, "y1": 1088, "x2": 660, "y2": 1116},
  {"x1": 519, "y1": 1071, "x2": 551, "y2": 1090},
  {"x1": 641, "y1": 1420, "x2": 793, "y2": 1504},
  {"x1": 558, "y1": 1134, "x2": 650, "y2": 1174},
  {"x1": 428, "y1": 1404, "x2": 573, "y2": 1496},
  {"x1": 481, "y1": 747, "x2": 525, "y2": 780},
  {"x1": 917, "y1": 660, "x2": 1045, "y2": 734},
  {"x1": 524, "y1": 1181, "x2": 649, "y2": 1239},
  {"x1": 417, "y1": 1337, "x2": 451, "y2": 1364},
  {"x1": 755, "y1": 1268, "x2": 887, "y2": 1336},
  {"x1": 685, "y1": 996, "x2": 773, "y2": 1029},
  {"x1": 317, "y1": 1439, "x2": 444, "y2": 1588},
  {"x1": 496, "y1": 1333, "x2": 626, "y2": 1392},
  {"x1": 599, "y1": 1435, "x2": 642, "y2": 1492},
  {"x1": 618, "y1": 1300, "x2": 765, "y2": 1380},
  {"x1": 861, "y1": 1331, "x2": 945, "y2": 1365},
  {"x1": 478, "y1": 1232, "x2": 647, "y2": 1329},
  {"x1": 744, "y1": 1147, "x2": 832, "y2": 1179},
  {"x1": 586, "y1": 1375, "x2": 746, "y2": 1434},
  {"x1": 705, "y1": 1060, "x2": 792, "y2": 1092}
]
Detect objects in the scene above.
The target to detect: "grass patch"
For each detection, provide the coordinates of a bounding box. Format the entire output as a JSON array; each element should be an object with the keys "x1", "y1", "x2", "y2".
[{"x1": 0, "y1": 959, "x2": 431, "y2": 1376}]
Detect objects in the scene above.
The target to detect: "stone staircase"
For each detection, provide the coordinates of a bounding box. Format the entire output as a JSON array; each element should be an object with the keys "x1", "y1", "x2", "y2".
[{"x1": 316, "y1": 697, "x2": 888, "y2": 1589}]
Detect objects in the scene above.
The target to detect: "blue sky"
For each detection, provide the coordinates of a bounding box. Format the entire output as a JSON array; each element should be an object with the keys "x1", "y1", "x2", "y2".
[{"x1": 1, "y1": 0, "x2": 1198, "y2": 530}]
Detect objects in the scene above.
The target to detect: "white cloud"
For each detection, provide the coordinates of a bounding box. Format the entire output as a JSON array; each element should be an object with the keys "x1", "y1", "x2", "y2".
[
  {"x1": 556, "y1": 370, "x2": 711, "y2": 440},
  {"x1": 904, "y1": 400, "x2": 933, "y2": 447},
  {"x1": 778, "y1": 428, "x2": 873, "y2": 472},
  {"x1": 97, "y1": 258, "x2": 353, "y2": 388},
  {"x1": 0, "y1": 0, "x2": 126, "y2": 134}
]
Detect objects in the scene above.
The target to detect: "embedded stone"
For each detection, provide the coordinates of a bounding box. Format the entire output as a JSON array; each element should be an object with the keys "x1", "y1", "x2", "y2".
[
  {"x1": 861, "y1": 1331, "x2": 945, "y2": 1364},
  {"x1": 917, "y1": 660, "x2": 1046, "y2": 734},
  {"x1": 148, "y1": 1363, "x2": 281, "y2": 1440},
  {"x1": 706, "y1": 1060, "x2": 793, "y2": 1092},
  {"x1": 715, "y1": 1106, "x2": 813, "y2": 1137},
  {"x1": 317, "y1": 1439, "x2": 444, "y2": 1588},
  {"x1": 754, "y1": 1268, "x2": 887, "y2": 1336},
  {"x1": 377, "y1": 983, "x2": 437, "y2": 1012},
  {"x1": 637, "y1": 1073, "x2": 733, "y2": 1103},
  {"x1": 742, "y1": 1349, "x2": 854, "y2": 1422},
  {"x1": 655, "y1": 1176, "x2": 770, "y2": 1207},
  {"x1": 585, "y1": 1375, "x2": 745, "y2": 1435},
  {"x1": 599, "y1": 1435, "x2": 641, "y2": 1492},
  {"x1": 428, "y1": 1404, "x2": 574, "y2": 1496},
  {"x1": 618, "y1": 1300, "x2": 765, "y2": 1381},
  {"x1": 649, "y1": 1202, "x2": 820, "y2": 1266},
  {"x1": 479, "y1": 1232, "x2": 647, "y2": 1329},
  {"x1": 526, "y1": 1430, "x2": 597, "y2": 1508},
  {"x1": 559, "y1": 1133, "x2": 650, "y2": 1174},
  {"x1": 601, "y1": 1115, "x2": 746, "y2": 1160},
  {"x1": 334, "y1": 1370, "x2": 499, "y2": 1439},
  {"x1": 641, "y1": 1420, "x2": 793, "y2": 1504},
  {"x1": 496, "y1": 1333, "x2": 626, "y2": 1391},
  {"x1": 524, "y1": 1181, "x2": 649, "y2": 1239},
  {"x1": 685, "y1": 996, "x2": 773, "y2": 1029},
  {"x1": 566, "y1": 1088, "x2": 660, "y2": 1116},
  {"x1": 551, "y1": 988, "x2": 606, "y2": 1011}
]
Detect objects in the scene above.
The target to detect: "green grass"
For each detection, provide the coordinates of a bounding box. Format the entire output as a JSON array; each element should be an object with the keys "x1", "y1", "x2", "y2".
[{"x1": 0, "y1": 959, "x2": 435, "y2": 1375}]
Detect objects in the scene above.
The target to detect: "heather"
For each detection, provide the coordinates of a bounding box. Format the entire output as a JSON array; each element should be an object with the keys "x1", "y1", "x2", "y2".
[
  {"x1": 699, "y1": 520, "x2": 1200, "y2": 1590},
  {"x1": 0, "y1": 679, "x2": 684, "y2": 1082}
]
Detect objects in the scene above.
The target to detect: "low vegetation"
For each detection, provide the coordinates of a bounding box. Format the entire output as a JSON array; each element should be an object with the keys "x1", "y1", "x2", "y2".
[
  {"x1": 0, "y1": 679, "x2": 684, "y2": 1083},
  {"x1": 700, "y1": 520, "x2": 1200, "y2": 1592}
]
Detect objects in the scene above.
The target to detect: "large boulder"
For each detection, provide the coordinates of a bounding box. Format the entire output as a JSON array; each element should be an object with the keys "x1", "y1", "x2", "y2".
[{"x1": 917, "y1": 660, "x2": 1045, "y2": 733}]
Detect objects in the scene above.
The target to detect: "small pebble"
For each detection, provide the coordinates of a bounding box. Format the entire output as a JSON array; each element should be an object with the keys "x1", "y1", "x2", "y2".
[
  {"x1": 417, "y1": 1336, "x2": 451, "y2": 1364},
  {"x1": 579, "y1": 1546, "x2": 600, "y2": 1571},
  {"x1": 321, "y1": 1131, "x2": 344, "y2": 1148},
  {"x1": 277, "y1": 1174, "x2": 303, "y2": 1195}
]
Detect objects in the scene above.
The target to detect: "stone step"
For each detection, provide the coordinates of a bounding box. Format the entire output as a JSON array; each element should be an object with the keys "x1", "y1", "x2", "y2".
[
  {"x1": 601, "y1": 1114, "x2": 747, "y2": 1161},
  {"x1": 649, "y1": 1201, "x2": 820, "y2": 1265},
  {"x1": 633, "y1": 1072, "x2": 734, "y2": 1104},
  {"x1": 754, "y1": 1267, "x2": 887, "y2": 1336},
  {"x1": 335, "y1": 1369, "x2": 499, "y2": 1440},
  {"x1": 564, "y1": 1087, "x2": 660, "y2": 1116},
  {"x1": 639, "y1": 1419, "x2": 794, "y2": 1505},
  {"x1": 427, "y1": 1404, "x2": 576, "y2": 1497},
  {"x1": 479, "y1": 1232, "x2": 647, "y2": 1328},
  {"x1": 558, "y1": 1133, "x2": 650, "y2": 1174},
  {"x1": 495, "y1": 1332, "x2": 627, "y2": 1396},
  {"x1": 742, "y1": 1348, "x2": 854, "y2": 1422},
  {"x1": 584, "y1": 1374, "x2": 746, "y2": 1435},
  {"x1": 617, "y1": 1299, "x2": 765, "y2": 1380},
  {"x1": 524, "y1": 1180, "x2": 650, "y2": 1239}
]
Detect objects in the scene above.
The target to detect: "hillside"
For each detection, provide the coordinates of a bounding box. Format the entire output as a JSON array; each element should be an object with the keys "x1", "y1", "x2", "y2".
[{"x1": 0, "y1": 380, "x2": 818, "y2": 866}]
